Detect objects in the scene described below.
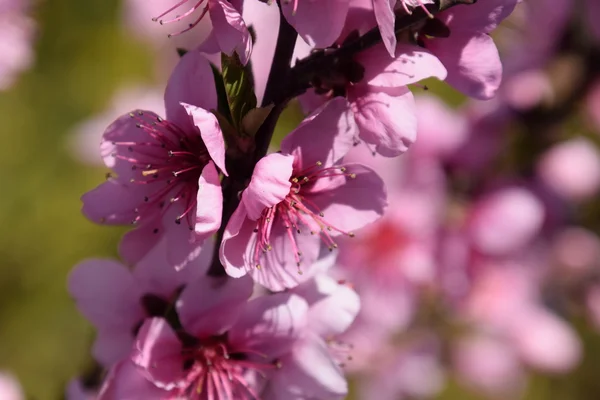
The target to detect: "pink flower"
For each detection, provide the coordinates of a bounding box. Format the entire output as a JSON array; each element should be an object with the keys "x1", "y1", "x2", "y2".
[
  {"x1": 66, "y1": 379, "x2": 97, "y2": 400},
  {"x1": 81, "y1": 51, "x2": 226, "y2": 269},
  {"x1": 68, "y1": 237, "x2": 213, "y2": 367},
  {"x1": 536, "y1": 137, "x2": 600, "y2": 201},
  {"x1": 0, "y1": 0, "x2": 35, "y2": 90},
  {"x1": 302, "y1": 42, "x2": 446, "y2": 157},
  {"x1": 99, "y1": 275, "x2": 317, "y2": 399},
  {"x1": 151, "y1": 0, "x2": 252, "y2": 64},
  {"x1": 466, "y1": 186, "x2": 545, "y2": 256},
  {"x1": 219, "y1": 98, "x2": 387, "y2": 291},
  {"x1": 280, "y1": 0, "x2": 351, "y2": 48},
  {"x1": 264, "y1": 274, "x2": 361, "y2": 399},
  {"x1": 422, "y1": 0, "x2": 519, "y2": 99}
]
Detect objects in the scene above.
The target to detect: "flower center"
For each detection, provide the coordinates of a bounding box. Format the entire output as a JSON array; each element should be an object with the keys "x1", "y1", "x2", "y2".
[
  {"x1": 110, "y1": 111, "x2": 210, "y2": 231},
  {"x1": 253, "y1": 161, "x2": 356, "y2": 273},
  {"x1": 178, "y1": 336, "x2": 278, "y2": 399},
  {"x1": 152, "y1": 0, "x2": 209, "y2": 37}
]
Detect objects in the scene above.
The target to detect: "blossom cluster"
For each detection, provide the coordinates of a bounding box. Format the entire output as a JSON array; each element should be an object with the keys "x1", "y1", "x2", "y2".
[{"x1": 36, "y1": 0, "x2": 600, "y2": 398}]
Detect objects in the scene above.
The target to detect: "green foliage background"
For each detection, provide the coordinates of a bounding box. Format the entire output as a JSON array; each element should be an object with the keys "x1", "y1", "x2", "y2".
[{"x1": 1, "y1": 0, "x2": 600, "y2": 399}]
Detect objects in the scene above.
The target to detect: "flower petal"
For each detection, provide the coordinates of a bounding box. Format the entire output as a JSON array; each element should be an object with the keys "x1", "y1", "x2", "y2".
[
  {"x1": 281, "y1": 0, "x2": 349, "y2": 48},
  {"x1": 372, "y1": 0, "x2": 396, "y2": 57},
  {"x1": 426, "y1": 33, "x2": 502, "y2": 100},
  {"x1": 350, "y1": 86, "x2": 417, "y2": 157},
  {"x1": 164, "y1": 50, "x2": 217, "y2": 129},
  {"x1": 441, "y1": 0, "x2": 518, "y2": 33},
  {"x1": 68, "y1": 259, "x2": 144, "y2": 330},
  {"x1": 220, "y1": 203, "x2": 252, "y2": 278},
  {"x1": 131, "y1": 318, "x2": 184, "y2": 390},
  {"x1": 360, "y1": 43, "x2": 447, "y2": 88},
  {"x1": 281, "y1": 97, "x2": 358, "y2": 168},
  {"x1": 209, "y1": 0, "x2": 253, "y2": 65},
  {"x1": 229, "y1": 293, "x2": 308, "y2": 358},
  {"x1": 182, "y1": 104, "x2": 228, "y2": 176},
  {"x1": 177, "y1": 274, "x2": 254, "y2": 336},
  {"x1": 242, "y1": 153, "x2": 294, "y2": 220},
  {"x1": 93, "y1": 329, "x2": 137, "y2": 368}
]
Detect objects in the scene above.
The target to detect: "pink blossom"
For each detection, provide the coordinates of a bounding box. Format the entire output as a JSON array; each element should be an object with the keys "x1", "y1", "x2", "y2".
[
  {"x1": 422, "y1": 0, "x2": 519, "y2": 99},
  {"x1": 98, "y1": 273, "x2": 342, "y2": 399},
  {"x1": 66, "y1": 379, "x2": 97, "y2": 400},
  {"x1": 357, "y1": 335, "x2": 445, "y2": 400},
  {"x1": 263, "y1": 274, "x2": 360, "y2": 399},
  {"x1": 81, "y1": 51, "x2": 226, "y2": 268},
  {"x1": 220, "y1": 98, "x2": 387, "y2": 291},
  {"x1": 537, "y1": 137, "x2": 600, "y2": 201},
  {"x1": 466, "y1": 186, "x2": 545, "y2": 256},
  {"x1": 68, "y1": 237, "x2": 213, "y2": 367},
  {"x1": 0, "y1": 0, "x2": 35, "y2": 90},
  {"x1": 148, "y1": 0, "x2": 252, "y2": 64},
  {"x1": 552, "y1": 227, "x2": 600, "y2": 275},
  {"x1": 302, "y1": 42, "x2": 446, "y2": 157},
  {"x1": 453, "y1": 334, "x2": 524, "y2": 396},
  {"x1": 0, "y1": 372, "x2": 23, "y2": 400}
]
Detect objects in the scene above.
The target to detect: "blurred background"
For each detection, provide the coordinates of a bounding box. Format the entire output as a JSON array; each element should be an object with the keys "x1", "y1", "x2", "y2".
[{"x1": 2, "y1": 0, "x2": 600, "y2": 399}]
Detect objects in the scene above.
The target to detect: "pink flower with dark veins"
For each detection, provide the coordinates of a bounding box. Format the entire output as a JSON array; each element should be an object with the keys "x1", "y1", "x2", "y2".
[
  {"x1": 219, "y1": 98, "x2": 387, "y2": 291},
  {"x1": 81, "y1": 50, "x2": 226, "y2": 269},
  {"x1": 152, "y1": 0, "x2": 252, "y2": 64},
  {"x1": 68, "y1": 237, "x2": 213, "y2": 367}
]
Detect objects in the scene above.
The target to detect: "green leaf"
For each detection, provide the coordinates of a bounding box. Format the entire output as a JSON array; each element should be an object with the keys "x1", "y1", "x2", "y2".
[
  {"x1": 221, "y1": 52, "x2": 257, "y2": 131},
  {"x1": 210, "y1": 63, "x2": 233, "y2": 126}
]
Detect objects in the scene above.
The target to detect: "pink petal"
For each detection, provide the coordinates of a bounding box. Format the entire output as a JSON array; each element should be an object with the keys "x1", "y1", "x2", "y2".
[
  {"x1": 359, "y1": 43, "x2": 447, "y2": 87},
  {"x1": 372, "y1": 0, "x2": 396, "y2": 57},
  {"x1": 98, "y1": 360, "x2": 168, "y2": 400},
  {"x1": 93, "y1": 329, "x2": 137, "y2": 367},
  {"x1": 426, "y1": 33, "x2": 502, "y2": 100},
  {"x1": 68, "y1": 260, "x2": 144, "y2": 330},
  {"x1": 294, "y1": 275, "x2": 360, "y2": 337},
  {"x1": 209, "y1": 0, "x2": 252, "y2": 65},
  {"x1": 350, "y1": 86, "x2": 417, "y2": 157},
  {"x1": 132, "y1": 318, "x2": 184, "y2": 390},
  {"x1": 177, "y1": 275, "x2": 254, "y2": 336},
  {"x1": 229, "y1": 293, "x2": 308, "y2": 358},
  {"x1": 281, "y1": 97, "x2": 358, "y2": 168},
  {"x1": 132, "y1": 236, "x2": 211, "y2": 296},
  {"x1": 182, "y1": 104, "x2": 228, "y2": 175},
  {"x1": 263, "y1": 337, "x2": 347, "y2": 400},
  {"x1": 118, "y1": 222, "x2": 162, "y2": 266},
  {"x1": 441, "y1": 0, "x2": 518, "y2": 33},
  {"x1": 164, "y1": 50, "x2": 217, "y2": 129},
  {"x1": 81, "y1": 179, "x2": 146, "y2": 225},
  {"x1": 161, "y1": 202, "x2": 206, "y2": 271},
  {"x1": 194, "y1": 161, "x2": 224, "y2": 234},
  {"x1": 220, "y1": 203, "x2": 252, "y2": 278},
  {"x1": 281, "y1": 0, "x2": 350, "y2": 48},
  {"x1": 309, "y1": 163, "x2": 387, "y2": 235},
  {"x1": 242, "y1": 153, "x2": 294, "y2": 220}
]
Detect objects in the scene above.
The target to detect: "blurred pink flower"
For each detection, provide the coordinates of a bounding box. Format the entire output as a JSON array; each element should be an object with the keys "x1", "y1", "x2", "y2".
[
  {"x1": 0, "y1": 0, "x2": 35, "y2": 90},
  {"x1": 552, "y1": 227, "x2": 600, "y2": 275},
  {"x1": 68, "y1": 85, "x2": 164, "y2": 166},
  {"x1": 81, "y1": 51, "x2": 226, "y2": 269},
  {"x1": 453, "y1": 334, "x2": 524, "y2": 396},
  {"x1": 537, "y1": 137, "x2": 600, "y2": 201},
  {"x1": 220, "y1": 98, "x2": 387, "y2": 291},
  {"x1": 68, "y1": 237, "x2": 212, "y2": 367},
  {"x1": 0, "y1": 372, "x2": 23, "y2": 400},
  {"x1": 467, "y1": 186, "x2": 545, "y2": 256}
]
